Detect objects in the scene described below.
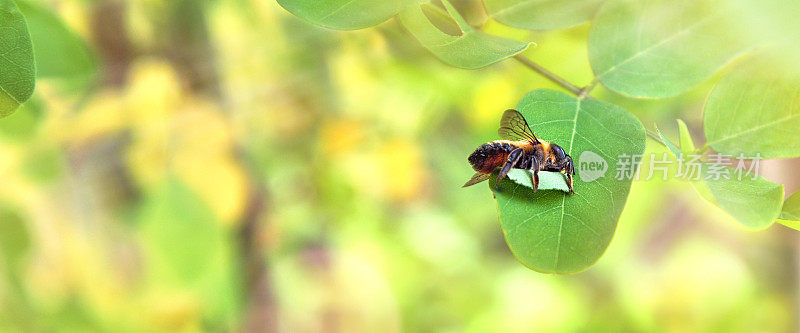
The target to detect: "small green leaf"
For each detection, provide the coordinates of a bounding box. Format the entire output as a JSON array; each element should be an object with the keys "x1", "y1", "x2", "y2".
[
  {"x1": 704, "y1": 55, "x2": 800, "y2": 159},
  {"x1": 660, "y1": 122, "x2": 784, "y2": 229},
  {"x1": 277, "y1": 0, "x2": 406, "y2": 30},
  {"x1": 676, "y1": 119, "x2": 695, "y2": 154},
  {"x1": 655, "y1": 124, "x2": 680, "y2": 156},
  {"x1": 588, "y1": 0, "x2": 748, "y2": 98},
  {"x1": 139, "y1": 176, "x2": 223, "y2": 284},
  {"x1": 778, "y1": 191, "x2": 800, "y2": 230},
  {"x1": 484, "y1": 0, "x2": 603, "y2": 30},
  {"x1": 700, "y1": 167, "x2": 783, "y2": 229},
  {"x1": 491, "y1": 89, "x2": 645, "y2": 274},
  {"x1": 0, "y1": 0, "x2": 36, "y2": 117},
  {"x1": 505, "y1": 169, "x2": 570, "y2": 193},
  {"x1": 398, "y1": 0, "x2": 532, "y2": 69},
  {"x1": 15, "y1": 0, "x2": 95, "y2": 80}
]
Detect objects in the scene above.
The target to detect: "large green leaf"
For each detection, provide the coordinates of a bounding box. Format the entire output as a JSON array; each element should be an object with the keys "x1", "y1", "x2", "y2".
[
  {"x1": 658, "y1": 121, "x2": 784, "y2": 229},
  {"x1": 277, "y1": 0, "x2": 406, "y2": 30},
  {"x1": 398, "y1": 0, "x2": 532, "y2": 69},
  {"x1": 484, "y1": 0, "x2": 603, "y2": 30},
  {"x1": 0, "y1": 0, "x2": 35, "y2": 117},
  {"x1": 490, "y1": 89, "x2": 645, "y2": 274},
  {"x1": 588, "y1": 0, "x2": 748, "y2": 98},
  {"x1": 139, "y1": 176, "x2": 223, "y2": 284},
  {"x1": 16, "y1": 0, "x2": 95, "y2": 80},
  {"x1": 703, "y1": 56, "x2": 800, "y2": 159}
]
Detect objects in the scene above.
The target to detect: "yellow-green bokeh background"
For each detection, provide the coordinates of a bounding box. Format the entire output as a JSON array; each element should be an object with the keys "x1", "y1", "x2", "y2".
[{"x1": 0, "y1": 0, "x2": 798, "y2": 331}]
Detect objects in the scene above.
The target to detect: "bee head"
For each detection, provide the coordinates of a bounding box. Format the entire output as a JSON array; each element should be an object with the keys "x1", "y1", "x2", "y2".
[{"x1": 551, "y1": 144, "x2": 566, "y2": 161}]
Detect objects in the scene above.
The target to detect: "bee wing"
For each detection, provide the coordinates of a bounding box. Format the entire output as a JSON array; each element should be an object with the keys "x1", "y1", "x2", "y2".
[
  {"x1": 462, "y1": 172, "x2": 491, "y2": 187},
  {"x1": 497, "y1": 109, "x2": 539, "y2": 144}
]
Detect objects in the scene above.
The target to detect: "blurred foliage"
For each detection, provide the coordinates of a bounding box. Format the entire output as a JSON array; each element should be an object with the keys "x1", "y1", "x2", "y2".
[{"x1": 0, "y1": 0, "x2": 797, "y2": 332}]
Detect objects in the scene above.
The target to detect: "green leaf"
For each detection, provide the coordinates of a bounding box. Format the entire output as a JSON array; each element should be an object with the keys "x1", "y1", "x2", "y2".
[
  {"x1": 484, "y1": 0, "x2": 603, "y2": 30},
  {"x1": 655, "y1": 124, "x2": 680, "y2": 156},
  {"x1": 0, "y1": 0, "x2": 35, "y2": 117},
  {"x1": 588, "y1": 0, "x2": 748, "y2": 98},
  {"x1": 700, "y1": 167, "x2": 783, "y2": 229},
  {"x1": 398, "y1": 0, "x2": 532, "y2": 69},
  {"x1": 659, "y1": 122, "x2": 784, "y2": 229},
  {"x1": 676, "y1": 119, "x2": 695, "y2": 154},
  {"x1": 505, "y1": 169, "x2": 570, "y2": 193},
  {"x1": 491, "y1": 89, "x2": 645, "y2": 274},
  {"x1": 778, "y1": 191, "x2": 800, "y2": 230},
  {"x1": 277, "y1": 0, "x2": 406, "y2": 30},
  {"x1": 15, "y1": 0, "x2": 95, "y2": 80},
  {"x1": 139, "y1": 176, "x2": 223, "y2": 284},
  {"x1": 703, "y1": 55, "x2": 800, "y2": 159},
  {"x1": 0, "y1": 203, "x2": 30, "y2": 269}
]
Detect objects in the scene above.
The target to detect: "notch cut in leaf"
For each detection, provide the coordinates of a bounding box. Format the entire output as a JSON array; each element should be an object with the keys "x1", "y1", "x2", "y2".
[{"x1": 398, "y1": 0, "x2": 532, "y2": 69}]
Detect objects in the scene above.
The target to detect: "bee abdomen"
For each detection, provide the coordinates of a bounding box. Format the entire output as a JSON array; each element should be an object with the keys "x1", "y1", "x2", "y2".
[{"x1": 468, "y1": 141, "x2": 514, "y2": 174}]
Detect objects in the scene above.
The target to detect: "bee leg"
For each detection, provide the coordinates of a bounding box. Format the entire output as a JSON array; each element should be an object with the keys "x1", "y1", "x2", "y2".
[
  {"x1": 564, "y1": 172, "x2": 575, "y2": 194},
  {"x1": 530, "y1": 156, "x2": 539, "y2": 193},
  {"x1": 496, "y1": 148, "x2": 523, "y2": 190}
]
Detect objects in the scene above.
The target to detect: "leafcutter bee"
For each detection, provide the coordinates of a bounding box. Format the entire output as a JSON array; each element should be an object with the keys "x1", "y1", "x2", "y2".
[{"x1": 463, "y1": 109, "x2": 575, "y2": 193}]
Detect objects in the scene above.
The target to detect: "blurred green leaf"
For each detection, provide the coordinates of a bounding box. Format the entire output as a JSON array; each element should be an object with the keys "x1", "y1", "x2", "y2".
[
  {"x1": 704, "y1": 56, "x2": 800, "y2": 159},
  {"x1": 484, "y1": 0, "x2": 603, "y2": 30},
  {"x1": 777, "y1": 191, "x2": 800, "y2": 230},
  {"x1": 491, "y1": 89, "x2": 645, "y2": 274},
  {"x1": 16, "y1": 0, "x2": 95, "y2": 80},
  {"x1": 0, "y1": 94, "x2": 41, "y2": 141},
  {"x1": 277, "y1": 0, "x2": 406, "y2": 30},
  {"x1": 398, "y1": 0, "x2": 532, "y2": 69},
  {"x1": 505, "y1": 169, "x2": 570, "y2": 193},
  {"x1": 0, "y1": 0, "x2": 35, "y2": 117},
  {"x1": 0, "y1": 204, "x2": 30, "y2": 269},
  {"x1": 588, "y1": 0, "x2": 748, "y2": 98},
  {"x1": 658, "y1": 122, "x2": 784, "y2": 229},
  {"x1": 139, "y1": 176, "x2": 223, "y2": 284},
  {"x1": 676, "y1": 119, "x2": 695, "y2": 154}
]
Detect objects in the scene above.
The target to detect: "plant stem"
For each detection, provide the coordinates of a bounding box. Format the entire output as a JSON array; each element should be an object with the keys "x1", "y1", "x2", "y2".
[
  {"x1": 513, "y1": 55, "x2": 589, "y2": 98},
  {"x1": 645, "y1": 129, "x2": 667, "y2": 147}
]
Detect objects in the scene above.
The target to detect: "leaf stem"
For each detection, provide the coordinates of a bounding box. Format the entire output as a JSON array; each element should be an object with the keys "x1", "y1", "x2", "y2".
[
  {"x1": 513, "y1": 55, "x2": 590, "y2": 98},
  {"x1": 645, "y1": 129, "x2": 667, "y2": 147}
]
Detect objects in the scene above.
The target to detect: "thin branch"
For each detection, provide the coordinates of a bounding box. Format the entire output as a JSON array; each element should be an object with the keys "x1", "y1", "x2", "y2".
[
  {"x1": 645, "y1": 129, "x2": 667, "y2": 147},
  {"x1": 513, "y1": 55, "x2": 589, "y2": 98}
]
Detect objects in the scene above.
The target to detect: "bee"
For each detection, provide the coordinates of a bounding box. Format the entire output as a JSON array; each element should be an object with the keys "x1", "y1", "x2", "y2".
[{"x1": 463, "y1": 109, "x2": 575, "y2": 193}]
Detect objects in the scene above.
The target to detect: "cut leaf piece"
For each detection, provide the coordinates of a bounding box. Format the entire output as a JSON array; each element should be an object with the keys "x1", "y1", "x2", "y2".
[
  {"x1": 276, "y1": 0, "x2": 406, "y2": 30},
  {"x1": 0, "y1": 0, "x2": 36, "y2": 116},
  {"x1": 704, "y1": 55, "x2": 800, "y2": 159},
  {"x1": 588, "y1": 0, "x2": 748, "y2": 98},
  {"x1": 505, "y1": 169, "x2": 570, "y2": 193},
  {"x1": 398, "y1": 0, "x2": 532, "y2": 69},
  {"x1": 485, "y1": 0, "x2": 603, "y2": 30},
  {"x1": 658, "y1": 122, "x2": 784, "y2": 229},
  {"x1": 492, "y1": 89, "x2": 645, "y2": 274}
]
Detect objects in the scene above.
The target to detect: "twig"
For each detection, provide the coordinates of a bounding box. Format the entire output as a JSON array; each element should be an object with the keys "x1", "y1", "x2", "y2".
[{"x1": 513, "y1": 55, "x2": 589, "y2": 98}]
